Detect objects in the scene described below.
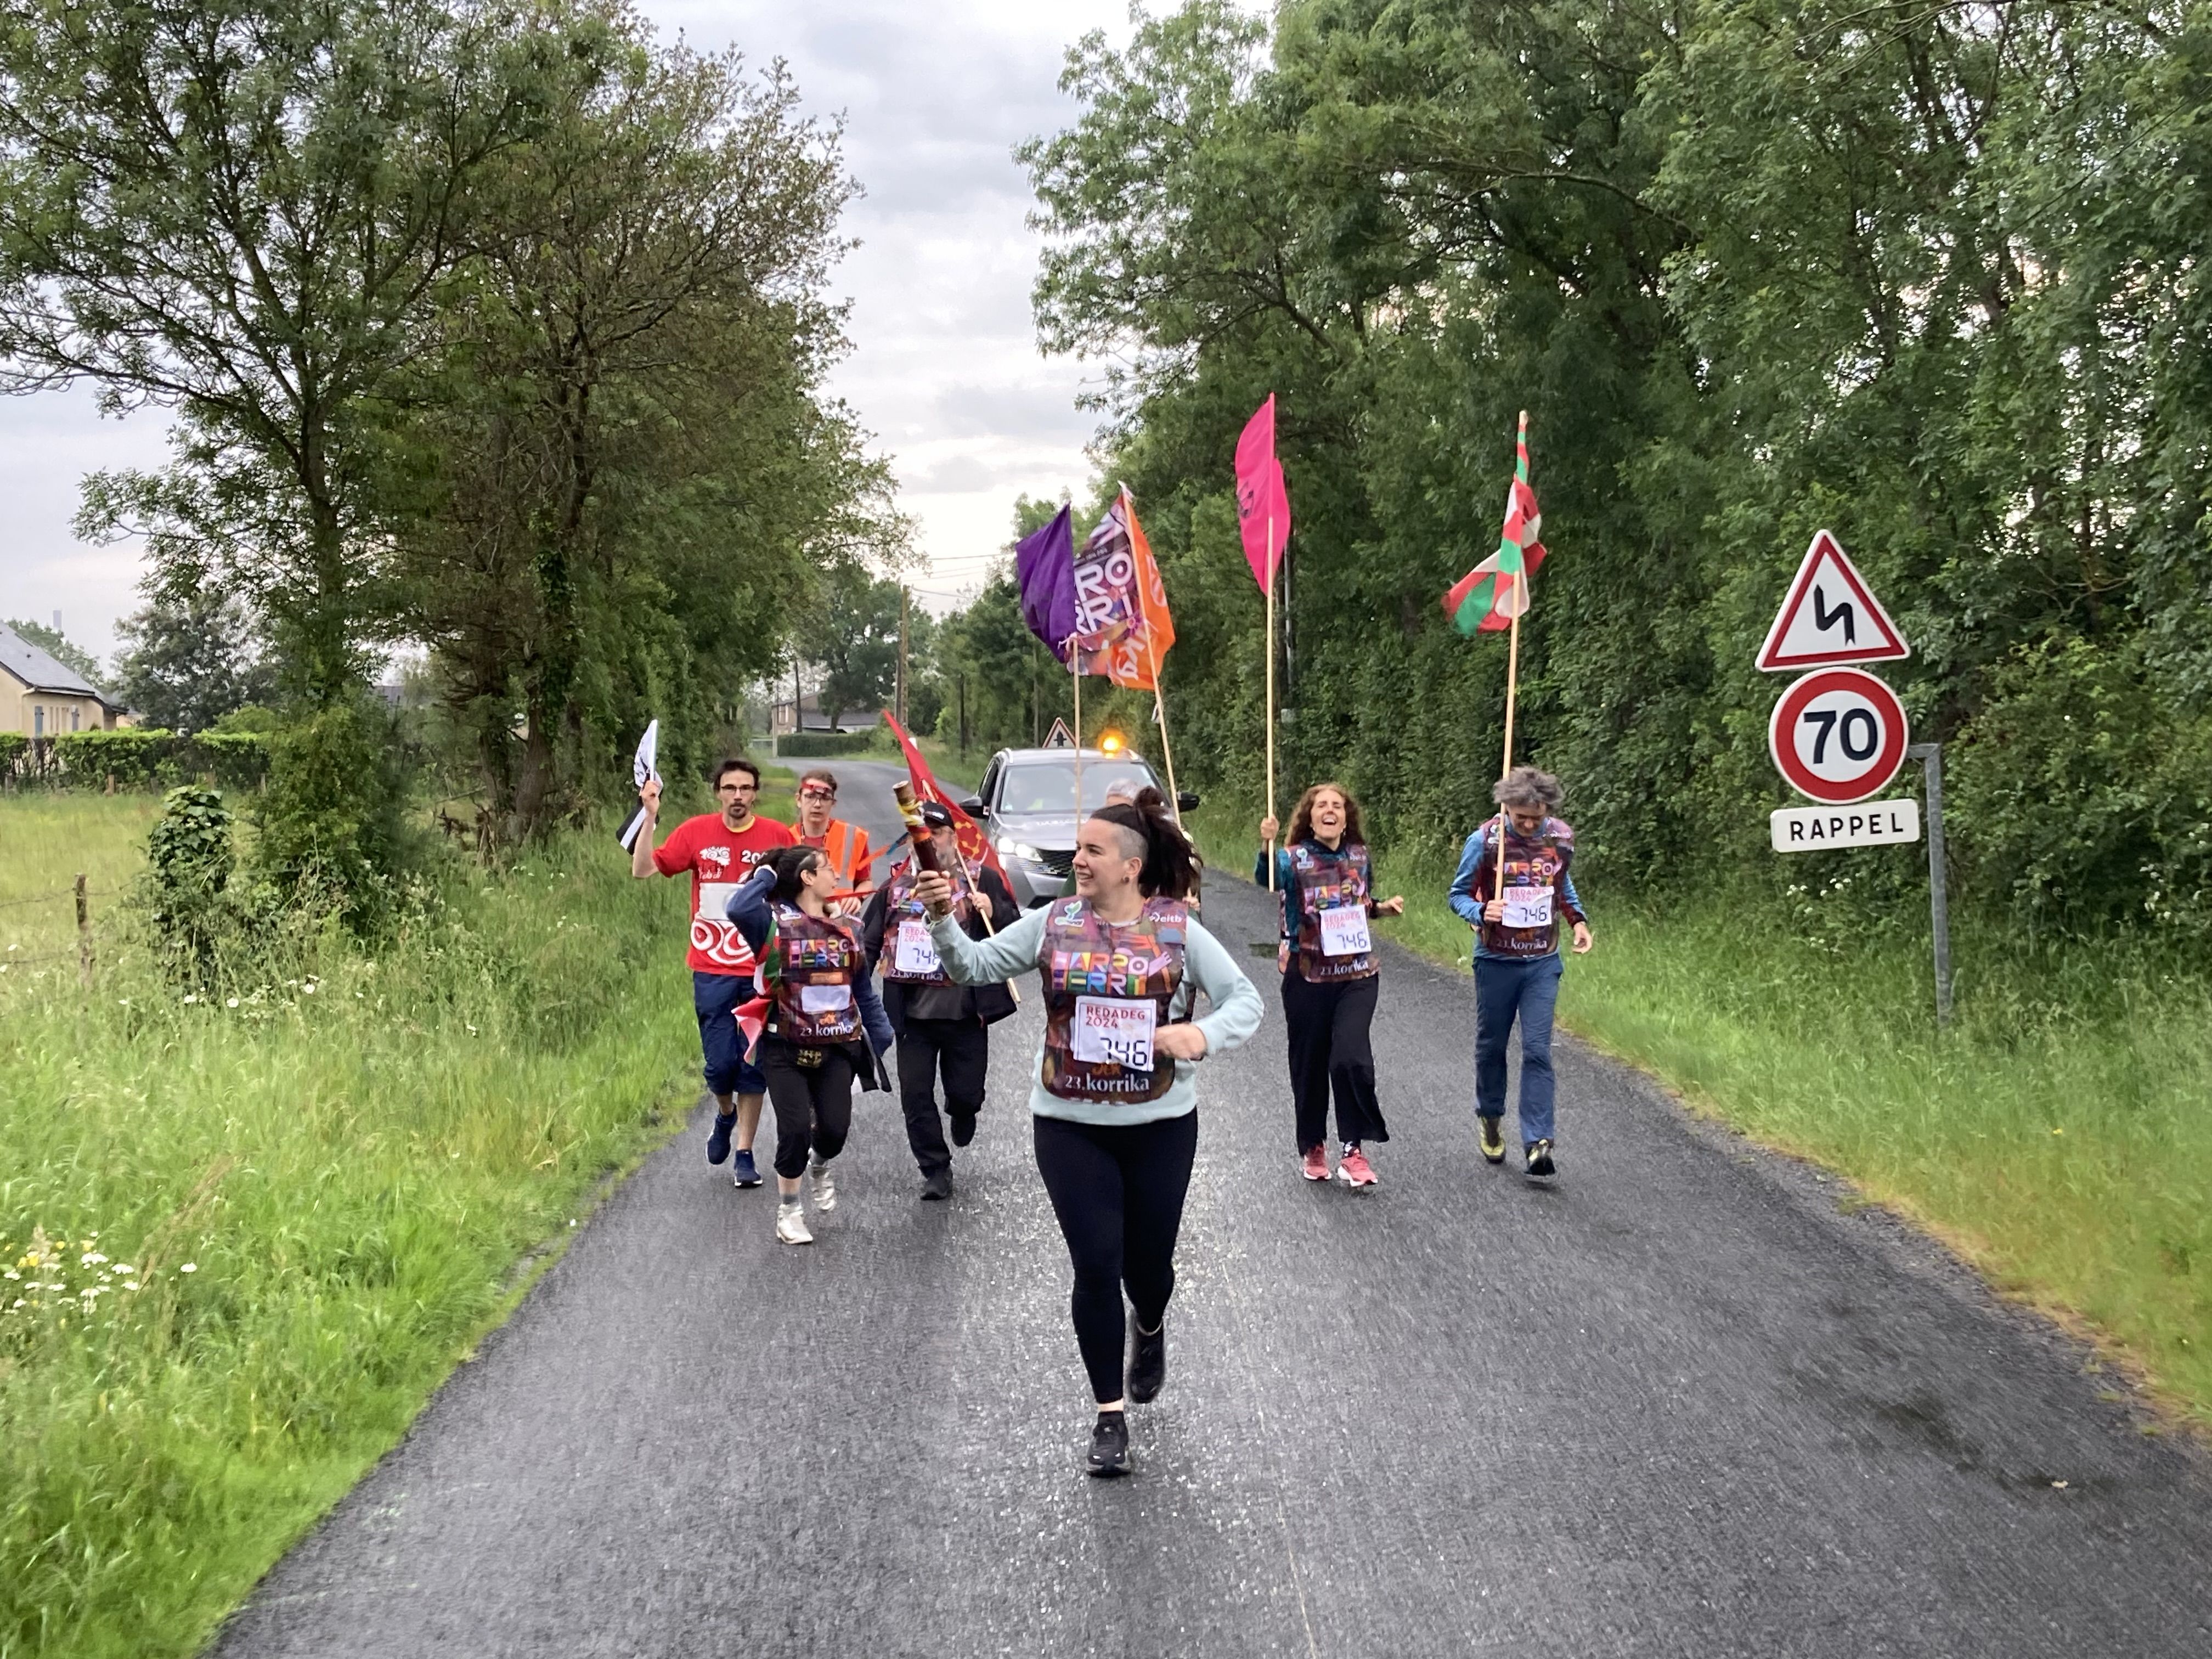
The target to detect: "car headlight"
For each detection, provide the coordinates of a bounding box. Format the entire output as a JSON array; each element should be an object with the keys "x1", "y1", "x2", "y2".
[{"x1": 996, "y1": 836, "x2": 1044, "y2": 865}]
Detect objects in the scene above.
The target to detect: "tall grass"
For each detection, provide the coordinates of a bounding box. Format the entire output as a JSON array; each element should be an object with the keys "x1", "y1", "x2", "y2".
[
  {"x1": 1186, "y1": 797, "x2": 2212, "y2": 1431},
  {"x1": 0, "y1": 793, "x2": 163, "y2": 966},
  {"x1": 0, "y1": 799, "x2": 716, "y2": 1659}
]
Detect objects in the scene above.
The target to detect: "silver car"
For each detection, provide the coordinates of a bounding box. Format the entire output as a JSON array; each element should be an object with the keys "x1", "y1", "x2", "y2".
[{"x1": 961, "y1": 747, "x2": 1198, "y2": 907}]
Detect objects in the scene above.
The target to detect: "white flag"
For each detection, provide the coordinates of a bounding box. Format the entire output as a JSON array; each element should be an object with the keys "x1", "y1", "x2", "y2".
[{"x1": 617, "y1": 719, "x2": 661, "y2": 851}]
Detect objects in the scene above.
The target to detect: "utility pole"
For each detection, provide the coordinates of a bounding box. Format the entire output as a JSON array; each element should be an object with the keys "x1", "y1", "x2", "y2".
[
  {"x1": 958, "y1": 672, "x2": 968, "y2": 756},
  {"x1": 897, "y1": 584, "x2": 910, "y2": 727}
]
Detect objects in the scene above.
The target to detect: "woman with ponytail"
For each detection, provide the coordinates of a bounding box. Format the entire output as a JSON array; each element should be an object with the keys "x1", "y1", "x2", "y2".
[
  {"x1": 1256, "y1": 783, "x2": 1405, "y2": 1188},
  {"x1": 726, "y1": 846, "x2": 894, "y2": 1246},
  {"x1": 912, "y1": 789, "x2": 1262, "y2": 1477}
]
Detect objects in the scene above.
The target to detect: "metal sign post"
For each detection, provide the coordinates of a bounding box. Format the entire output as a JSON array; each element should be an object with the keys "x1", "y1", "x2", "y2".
[{"x1": 1908, "y1": 742, "x2": 1953, "y2": 1028}]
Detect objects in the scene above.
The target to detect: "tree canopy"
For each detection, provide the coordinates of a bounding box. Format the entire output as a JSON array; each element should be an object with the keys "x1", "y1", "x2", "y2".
[{"x1": 985, "y1": 0, "x2": 2212, "y2": 936}]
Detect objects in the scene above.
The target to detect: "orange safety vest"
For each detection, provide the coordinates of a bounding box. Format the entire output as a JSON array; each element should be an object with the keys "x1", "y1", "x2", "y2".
[{"x1": 799, "y1": 818, "x2": 871, "y2": 892}]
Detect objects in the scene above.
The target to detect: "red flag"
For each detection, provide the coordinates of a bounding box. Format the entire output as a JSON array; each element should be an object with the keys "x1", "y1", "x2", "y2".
[
  {"x1": 881, "y1": 708, "x2": 1008, "y2": 886},
  {"x1": 1073, "y1": 489, "x2": 1177, "y2": 691},
  {"x1": 1234, "y1": 394, "x2": 1290, "y2": 591}
]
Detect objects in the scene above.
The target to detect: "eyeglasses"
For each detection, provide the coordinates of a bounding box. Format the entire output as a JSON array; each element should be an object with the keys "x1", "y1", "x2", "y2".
[
  {"x1": 718, "y1": 782, "x2": 758, "y2": 796},
  {"x1": 798, "y1": 788, "x2": 836, "y2": 802}
]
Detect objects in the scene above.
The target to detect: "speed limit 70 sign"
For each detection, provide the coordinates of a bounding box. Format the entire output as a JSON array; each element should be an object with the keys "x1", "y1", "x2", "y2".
[{"x1": 1768, "y1": 668, "x2": 1909, "y2": 804}]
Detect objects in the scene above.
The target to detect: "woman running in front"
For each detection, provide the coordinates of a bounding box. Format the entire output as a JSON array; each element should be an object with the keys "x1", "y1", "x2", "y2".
[
  {"x1": 1256, "y1": 784, "x2": 1405, "y2": 1188},
  {"x1": 911, "y1": 791, "x2": 1262, "y2": 1477},
  {"x1": 727, "y1": 846, "x2": 893, "y2": 1245}
]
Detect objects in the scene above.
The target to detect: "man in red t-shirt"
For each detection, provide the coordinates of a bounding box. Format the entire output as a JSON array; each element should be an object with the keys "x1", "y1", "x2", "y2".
[{"x1": 630, "y1": 755, "x2": 794, "y2": 1187}]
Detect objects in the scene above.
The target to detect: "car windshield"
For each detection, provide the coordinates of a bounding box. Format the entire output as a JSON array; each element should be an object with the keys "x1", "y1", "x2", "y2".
[{"x1": 998, "y1": 762, "x2": 1158, "y2": 815}]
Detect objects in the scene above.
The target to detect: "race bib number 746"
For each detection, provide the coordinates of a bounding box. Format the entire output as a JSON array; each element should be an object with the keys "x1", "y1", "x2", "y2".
[
  {"x1": 1502, "y1": 885, "x2": 1554, "y2": 930},
  {"x1": 1072, "y1": 996, "x2": 1156, "y2": 1069}
]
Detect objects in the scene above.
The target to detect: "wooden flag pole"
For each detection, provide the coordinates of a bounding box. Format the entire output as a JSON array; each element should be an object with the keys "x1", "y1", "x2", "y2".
[
  {"x1": 1264, "y1": 510, "x2": 1278, "y2": 892},
  {"x1": 1493, "y1": 579, "x2": 1523, "y2": 906},
  {"x1": 1069, "y1": 637, "x2": 1084, "y2": 811}
]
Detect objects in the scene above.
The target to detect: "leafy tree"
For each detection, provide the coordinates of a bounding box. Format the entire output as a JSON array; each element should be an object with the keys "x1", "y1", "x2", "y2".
[
  {"x1": 110, "y1": 593, "x2": 278, "y2": 731},
  {"x1": 3, "y1": 618, "x2": 104, "y2": 688},
  {"x1": 388, "y1": 3, "x2": 895, "y2": 840},
  {"x1": 814, "y1": 565, "x2": 903, "y2": 730}
]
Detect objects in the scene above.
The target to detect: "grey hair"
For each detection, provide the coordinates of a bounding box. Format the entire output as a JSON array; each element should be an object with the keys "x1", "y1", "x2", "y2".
[{"x1": 1493, "y1": 765, "x2": 1564, "y2": 810}]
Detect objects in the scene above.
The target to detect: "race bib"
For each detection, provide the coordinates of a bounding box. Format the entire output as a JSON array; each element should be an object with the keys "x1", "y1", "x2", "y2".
[
  {"x1": 1318, "y1": 905, "x2": 1371, "y2": 958},
  {"x1": 894, "y1": 919, "x2": 942, "y2": 977},
  {"x1": 800, "y1": 983, "x2": 853, "y2": 1014},
  {"x1": 696, "y1": 881, "x2": 740, "y2": 922},
  {"x1": 1503, "y1": 885, "x2": 1554, "y2": 930},
  {"x1": 1072, "y1": 996, "x2": 1156, "y2": 1070}
]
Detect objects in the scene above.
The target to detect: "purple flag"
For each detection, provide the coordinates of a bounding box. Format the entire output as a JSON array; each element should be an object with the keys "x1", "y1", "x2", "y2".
[{"x1": 1014, "y1": 504, "x2": 1076, "y2": 663}]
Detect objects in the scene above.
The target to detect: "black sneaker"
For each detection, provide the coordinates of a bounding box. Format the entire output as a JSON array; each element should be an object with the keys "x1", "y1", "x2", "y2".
[
  {"x1": 706, "y1": 1111, "x2": 737, "y2": 1165},
  {"x1": 1128, "y1": 1319, "x2": 1166, "y2": 1403},
  {"x1": 1478, "y1": 1115, "x2": 1506, "y2": 1165},
  {"x1": 1525, "y1": 1139, "x2": 1556, "y2": 1180},
  {"x1": 1086, "y1": 1410, "x2": 1131, "y2": 1477},
  {"x1": 919, "y1": 1168, "x2": 953, "y2": 1201},
  {"x1": 949, "y1": 1111, "x2": 978, "y2": 1148}
]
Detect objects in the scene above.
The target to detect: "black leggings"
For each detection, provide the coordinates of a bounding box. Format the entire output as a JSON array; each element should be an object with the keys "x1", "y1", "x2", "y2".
[
  {"x1": 1281, "y1": 971, "x2": 1389, "y2": 1150},
  {"x1": 1032, "y1": 1110, "x2": 1199, "y2": 1404},
  {"x1": 760, "y1": 1039, "x2": 856, "y2": 1181}
]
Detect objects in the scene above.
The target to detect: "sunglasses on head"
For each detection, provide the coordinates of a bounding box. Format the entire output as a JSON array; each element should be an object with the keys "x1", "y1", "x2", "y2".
[{"x1": 799, "y1": 787, "x2": 836, "y2": 801}]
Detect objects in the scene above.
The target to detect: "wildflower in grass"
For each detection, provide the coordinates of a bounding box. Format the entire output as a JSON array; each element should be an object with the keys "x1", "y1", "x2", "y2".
[
  {"x1": 180, "y1": 1262, "x2": 198, "y2": 1273},
  {"x1": 226, "y1": 996, "x2": 240, "y2": 1008}
]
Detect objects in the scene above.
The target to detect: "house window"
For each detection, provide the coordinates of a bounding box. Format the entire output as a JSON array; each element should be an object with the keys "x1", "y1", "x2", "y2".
[
  {"x1": 71, "y1": 707, "x2": 81, "y2": 732},
  {"x1": 32, "y1": 706, "x2": 42, "y2": 736}
]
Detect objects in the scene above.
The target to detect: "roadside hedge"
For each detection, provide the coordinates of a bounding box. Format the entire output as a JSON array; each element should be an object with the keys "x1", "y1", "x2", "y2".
[
  {"x1": 3, "y1": 729, "x2": 270, "y2": 791},
  {"x1": 773, "y1": 730, "x2": 879, "y2": 759}
]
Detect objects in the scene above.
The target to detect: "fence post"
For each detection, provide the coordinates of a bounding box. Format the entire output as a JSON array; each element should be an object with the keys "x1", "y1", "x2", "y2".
[
  {"x1": 1907, "y1": 743, "x2": 1952, "y2": 1028},
  {"x1": 75, "y1": 872, "x2": 92, "y2": 988}
]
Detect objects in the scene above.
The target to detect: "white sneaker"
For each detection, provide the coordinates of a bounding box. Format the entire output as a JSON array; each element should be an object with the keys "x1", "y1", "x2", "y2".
[
  {"x1": 775, "y1": 1201, "x2": 812, "y2": 1246},
  {"x1": 809, "y1": 1157, "x2": 838, "y2": 1212}
]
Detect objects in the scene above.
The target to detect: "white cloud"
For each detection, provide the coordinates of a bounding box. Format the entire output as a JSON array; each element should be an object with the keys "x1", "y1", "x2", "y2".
[{"x1": 0, "y1": 0, "x2": 1138, "y2": 656}]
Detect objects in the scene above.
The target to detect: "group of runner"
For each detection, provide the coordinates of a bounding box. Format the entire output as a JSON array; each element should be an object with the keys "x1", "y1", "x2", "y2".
[{"x1": 628, "y1": 755, "x2": 1591, "y2": 1476}]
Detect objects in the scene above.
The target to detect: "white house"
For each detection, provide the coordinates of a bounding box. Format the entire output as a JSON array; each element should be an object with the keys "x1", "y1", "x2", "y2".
[{"x1": 1, "y1": 622, "x2": 128, "y2": 736}]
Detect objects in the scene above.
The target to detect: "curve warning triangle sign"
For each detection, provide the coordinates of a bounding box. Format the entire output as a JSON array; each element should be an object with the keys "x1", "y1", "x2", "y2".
[{"x1": 1757, "y1": 530, "x2": 1910, "y2": 672}]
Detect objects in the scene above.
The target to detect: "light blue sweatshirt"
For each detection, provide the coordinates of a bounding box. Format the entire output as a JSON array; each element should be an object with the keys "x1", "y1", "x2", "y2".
[{"x1": 928, "y1": 900, "x2": 1265, "y2": 1126}]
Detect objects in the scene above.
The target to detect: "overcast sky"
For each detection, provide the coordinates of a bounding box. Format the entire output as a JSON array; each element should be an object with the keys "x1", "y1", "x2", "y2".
[{"x1": 0, "y1": 0, "x2": 1146, "y2": 664}]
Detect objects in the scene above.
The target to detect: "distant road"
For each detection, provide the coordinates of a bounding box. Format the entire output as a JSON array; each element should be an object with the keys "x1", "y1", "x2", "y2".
[{"x1": 215, "y1": 764, "x2": 2212, "y2": 1657}]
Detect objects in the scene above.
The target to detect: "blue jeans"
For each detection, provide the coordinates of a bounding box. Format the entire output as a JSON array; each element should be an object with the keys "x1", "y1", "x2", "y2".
[
  {"x1": 693, "y1": 971, "x2": 769, "y2": 1100},
  {"x1": 1474, "y1": 953, "x2": 1564, "y2": 1144}
]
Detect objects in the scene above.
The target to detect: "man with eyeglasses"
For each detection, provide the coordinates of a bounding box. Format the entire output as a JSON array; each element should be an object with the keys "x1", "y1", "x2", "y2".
[
  {"x1": 791, "y1": 769, "x2": 876, "y2": 918},
  {"x1": 631, "y1": 755, "x2": 794, "y2": 1187}
]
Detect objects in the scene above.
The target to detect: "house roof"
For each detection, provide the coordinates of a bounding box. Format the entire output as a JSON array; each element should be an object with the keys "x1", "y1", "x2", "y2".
[{"x1": 0, "y1": 620, "x2": 110, "y2": 701}]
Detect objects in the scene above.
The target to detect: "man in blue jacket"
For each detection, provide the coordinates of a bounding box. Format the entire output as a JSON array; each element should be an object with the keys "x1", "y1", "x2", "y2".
[{"x1": 1447, "y1": 766, "x2": 1594, "y2": 1179}]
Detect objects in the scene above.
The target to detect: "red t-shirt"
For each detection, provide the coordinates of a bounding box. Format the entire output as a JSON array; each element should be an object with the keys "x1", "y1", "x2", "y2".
[{"x1": 652, "y1": 812, "x2": 795, "y2": 974}]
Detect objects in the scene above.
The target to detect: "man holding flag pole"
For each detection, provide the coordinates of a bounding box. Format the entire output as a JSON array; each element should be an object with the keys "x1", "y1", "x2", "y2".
[{"x1": 1443, "y1": 414, "x2": 1595, "y2": 1180}]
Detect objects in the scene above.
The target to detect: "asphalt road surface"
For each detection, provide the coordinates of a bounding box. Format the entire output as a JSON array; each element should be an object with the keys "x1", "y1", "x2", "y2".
[{"x1": 215, "y1": 758, "x2": 2212, "y2": 1657}]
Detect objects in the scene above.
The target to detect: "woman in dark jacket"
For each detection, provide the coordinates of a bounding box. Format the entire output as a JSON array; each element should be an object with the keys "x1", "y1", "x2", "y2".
[{"x1": 727, "y1": 847, "x2": 893, "y2": 1245}]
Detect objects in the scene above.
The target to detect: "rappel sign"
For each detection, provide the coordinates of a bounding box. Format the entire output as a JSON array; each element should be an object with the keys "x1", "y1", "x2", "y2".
[{"x1": 1757, "y1": 530, "x2": 1910, "y2": 672}]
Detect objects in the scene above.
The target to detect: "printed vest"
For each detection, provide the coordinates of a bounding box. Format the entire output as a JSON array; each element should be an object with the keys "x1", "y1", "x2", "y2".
[
  {"x1": 1287, "y1": 839, "x2": 1379, "y2": 983},
  {"x1": 1481, "y1": 818, "x2": 1575, "y2": 959},
  {"x1": 769, "y1": 904, "x2": 864, "y2": 1045},
  {"x1": 879, "y1": 863, "x2": 973, "y2": 986},
  {"x1": 1039, "y1": 896, "x2": 1188, "y2": 1104}
]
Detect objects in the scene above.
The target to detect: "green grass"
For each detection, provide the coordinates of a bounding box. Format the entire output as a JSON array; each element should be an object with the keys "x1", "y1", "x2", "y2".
[
  {"x1": 0, "y1": 793, "x2": 165, "y2": 968},
  {"x1": 1186, "y1": 796, "x2": 2212, "y2": 1432},
  {"x1": 0, "y1": 795, "x2": 719, "y2": 1659}
]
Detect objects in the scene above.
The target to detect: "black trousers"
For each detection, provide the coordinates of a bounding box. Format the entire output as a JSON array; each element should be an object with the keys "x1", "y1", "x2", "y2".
[
  {"x1": 896, "y1": 1017, "x2": 991, "y2": 1175},
  {"x1": 1032, "y1": 1110, "x2": 1199, "y2": 1404},
  {"x1": 1281, "y1": 970, "x2": 1389, "y2": 1150},
  {"x1": 760, "y1": 1038, "x2": 856, "y2": 1181}
]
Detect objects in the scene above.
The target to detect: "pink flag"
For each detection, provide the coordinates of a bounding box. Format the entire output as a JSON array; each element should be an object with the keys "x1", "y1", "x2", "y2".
[{"x1": 1235, "y1": 394, "x2": 1290, "y2": 591}]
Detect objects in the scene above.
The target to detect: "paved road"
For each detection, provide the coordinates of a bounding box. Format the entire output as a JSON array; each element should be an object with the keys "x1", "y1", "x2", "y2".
[{"x1": 216, "y1": 758, "x2": 2212, "y2": 1657}]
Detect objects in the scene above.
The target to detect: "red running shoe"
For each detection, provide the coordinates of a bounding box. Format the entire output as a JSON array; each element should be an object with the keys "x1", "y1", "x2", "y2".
[
  {"x1": 1338, "y1": 1146, "x2": 1378, "y2": 1189},
  {"x1": 1300, "y1": 1144, "x2": 1330, "y2": 1182}
]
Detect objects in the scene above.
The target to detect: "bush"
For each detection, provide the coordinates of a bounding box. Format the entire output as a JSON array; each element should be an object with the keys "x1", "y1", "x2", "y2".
[
  {"x1": 774, "y1": 730, "x2": 879, "y2": 758},
  {"x1": 252, "y1": 698, "x2": 409, "y2": 926},
  {"x1": 141, "y1": 787, "x2": 239, "y2": 989}
]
